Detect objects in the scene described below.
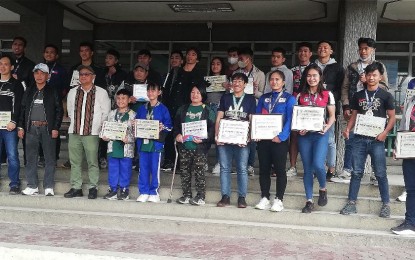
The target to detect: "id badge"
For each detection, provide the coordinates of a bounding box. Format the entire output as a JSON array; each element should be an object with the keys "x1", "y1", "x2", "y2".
[{"x1": 143, "y1": 139, "x2": 149, "y2": 144}]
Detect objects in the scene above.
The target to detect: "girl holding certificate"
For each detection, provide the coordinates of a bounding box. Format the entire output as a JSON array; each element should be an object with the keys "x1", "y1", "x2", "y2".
[
  {"x1": 254, "y1": 70, "x2": 296, "y2": 212},
  {"x1": 296, "y1": 64, "x2": 336, "y2": 213},
  {"x1": 174, "y1": 83, "x2": 216, "y2": 205}
]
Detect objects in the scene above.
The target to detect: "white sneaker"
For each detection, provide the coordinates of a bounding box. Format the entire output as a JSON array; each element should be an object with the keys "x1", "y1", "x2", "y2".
[
  {"x1": 136, "y1": 194, "x2": 149, "y2": 202},
  {"x1": 396, "y1": 191, "x2": 407, "y2": 202},
  {"x1": 248, "y1": 166, "x2": 255, "y2": 176},
  {"x1": 44, "y1": 188, "x2": 54, "y2": 196},
  {"x1": 22, "y1": 187, "x2": 39, "y2": 196},
  {"x1": 212, "y1": 163, "x2": 220, "y2": 176},
  {"x1": 370, "y1": 174, "x2": 378, "y2": 186},
  {"x1": 286, "y1": 167, "x2": 297, "y2": 177},
  {"x1": 147, "y1": 194, "x2": 161, "y2": 203},
  {"x1": 270, "y1": 198, "x2": 284, "y2": 212},
  {"x1": 331, "y1": 169, "x2": 351, "y2": 183},
  {"x1": 255, "y1": 197, "x2": 271, "y2": 210}
]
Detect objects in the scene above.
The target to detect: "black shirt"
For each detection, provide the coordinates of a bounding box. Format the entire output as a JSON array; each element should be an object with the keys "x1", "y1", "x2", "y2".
[{"x1": 350, "y1": 87, "x2": 395, "y2": 118}]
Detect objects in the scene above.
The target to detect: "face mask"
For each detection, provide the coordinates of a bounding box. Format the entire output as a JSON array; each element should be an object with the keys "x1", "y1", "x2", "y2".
[
  {"x1": 238, "y1": 60, "x2": 247, "y2": 68},
  {"x1": 228, "y1": 57, "x2": 238, "y2": 65}
]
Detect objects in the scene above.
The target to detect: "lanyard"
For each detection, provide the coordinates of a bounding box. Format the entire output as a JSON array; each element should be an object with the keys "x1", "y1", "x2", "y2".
[
  {"x1": 146, "y1": 102, "x2": 159, "y2": 120},
  {"x1": 13, "y1": 59, "x2": 21, "y2": 74},
  {"x1": 115, "y1": 109, "x2": 129, "y2": 122},
  {"x1": 268, "y1": 91, "x2": 284, "y2": 113},
  {"x1": 47, "y1": 63, "x2": 56, "y2": 83},
  {"x1": 365, "y1": 88, "x2": 379, "y2": 109},
  {"x1": 232, "y1": 93, "x2": 245, "y2": 111},
  {"x1": 308, "y1": 92, "x2": 319, "y2": 106}
]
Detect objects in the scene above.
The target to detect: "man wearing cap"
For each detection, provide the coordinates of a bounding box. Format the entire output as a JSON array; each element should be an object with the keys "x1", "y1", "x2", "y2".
[
  {"x1": 119, "y1": 62, "x2": 150, "y2": 112},
  {"x1": 18, "y1": 63, "x2": 63, "y2": 196},
  {"x1": 0, "y1": 54, "x2": 24, "y2": 195},
  {"x1": 64, "y1": 65, "x2": 111, "y2": 199}
]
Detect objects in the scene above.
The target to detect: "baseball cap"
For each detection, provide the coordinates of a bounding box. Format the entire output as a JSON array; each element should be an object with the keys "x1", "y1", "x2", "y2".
[
  {"x1": 33, "y1": 63, "x2": 49, "y2": 73},
  {"x1": 77, "y1": 65, "x2": 95, "y2": 74},
  {"x1": 134, "y1": 62, "x2": 149, "y2": 71}
]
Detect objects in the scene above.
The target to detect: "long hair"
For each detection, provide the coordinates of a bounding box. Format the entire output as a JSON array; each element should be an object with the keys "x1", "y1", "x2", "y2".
[
  {"x1": 209, "y1": 57, "x2": 226, "y2": 76},
  {"x1": 301, "y1": 63, "x2": 325, "y2": 96}
]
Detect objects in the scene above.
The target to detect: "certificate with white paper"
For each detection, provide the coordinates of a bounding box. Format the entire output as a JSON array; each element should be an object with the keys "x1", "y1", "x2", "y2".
[
  {"x1": 99, "y1": 121, "x2": 128, "y2": 140},
  {"x1": 204, "y1": 75, "x2": 227, "y2": 92},
  {"x1": 251, "y1": 114, "x2": 283, "y2": 140},
  {"x1": 291, "y1": 106, "x2": 325, "y2": 132},
  {"x1": 354, "y1": 114, "x2": 386, "y2": 138},
  {"x1": 395, "y1": 131, "x2": 415, "y2": 159},
  {"x1": 135, "y1": 119, "x2": 159, "y2": 139},
  {"x1": 0, "y1": 111, "x2": 11, "y2": 129},
  {"x1": 133, "y1": 84, "x2": 149, "y2": 102},
  {"x1": 182, "y1": 120, "x2": 208, "y2": 139},
  {"x1": 404, "y1": 89, "x2": 415, "y2": 104},
  {"x1": 217, "y1": 119, "x2": 249, "y2": 145}
]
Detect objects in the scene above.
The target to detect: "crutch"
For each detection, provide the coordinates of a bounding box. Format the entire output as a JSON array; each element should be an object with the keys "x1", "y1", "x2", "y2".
[{"x1": 167, "y1": 141, "x2": 178, "y2": 203}]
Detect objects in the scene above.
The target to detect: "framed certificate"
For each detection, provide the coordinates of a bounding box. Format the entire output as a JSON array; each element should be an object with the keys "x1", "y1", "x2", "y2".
[
  {"x1": 99, "y1": 121, "x2": 128, "y2": 140},
  {"x1": 217, "y1": 119, "x2": 249, "y2": 145},
  {"x1": 135, "y1": 119, "x2": 159, "y2": 139},
  {"x1": 354, "y1": 114, "x2": 386, "y2": 138},
  {"x1": 0, "y1": 111, "x2": 11, "y2": 129},
  {"x1": 291, "y1": 106, "x2": 325, "y2": 132},
  {"x1": 251, "y1": 114, "x2": 283, "y2": 140},
  {"x1": 404, "y1": 89, "x2": 415, "y2": 104},
  {"x1": 182, "y1": 120, "x2": 208, "y2": 139},
  {"x1": 133, "y1": 84, "x2": 149, "y2": 102},
  {"x1": 204, "y1": 75, "x2": 227, "y2": 93},
  {"x1": 395, "y1": 131, "x2": 415, "y2": 159}
]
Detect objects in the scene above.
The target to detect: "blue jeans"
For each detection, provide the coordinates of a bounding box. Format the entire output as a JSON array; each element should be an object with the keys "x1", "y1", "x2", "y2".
[
  {"x1": 403, "y1": 159, "x2": 415, "y2": 225},
  {"x1": 343, "y1": 131, "x2": 355, "y2": 171},
  {"x1": 326, "y1": 125, "x2": 336, "y2": 168},
  {"x1": 298, "y1": 132, "x2": 329, "y2": 200},
  {"x1": 248, "y1": 141, "x2": 256, "y2": 167},
  {"x1": 348, "y1": 135, "x2": 389, "y2": 203},
  {"x1": 0, "y1": 129, "x2": 20, "y2": 187},
  {"x1": 218, "y1": 144, "x2": 249, "y2": 197}
]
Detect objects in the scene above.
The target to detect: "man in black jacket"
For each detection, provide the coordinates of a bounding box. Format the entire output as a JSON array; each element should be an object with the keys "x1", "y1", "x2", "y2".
[
  {"x1": 18, "y1": 63, "x2": 63, "y2": 196},
  {"x1": 0, "y1": 54, "x2": 24, "y2": 195},
  {"x1": 11, "y1": 36, "x2": 35, "y2": 90}
]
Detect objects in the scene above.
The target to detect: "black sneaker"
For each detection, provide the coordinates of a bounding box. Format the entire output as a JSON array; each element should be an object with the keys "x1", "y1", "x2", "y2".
[
  {"x1": 326, "y1": 169, "x2": 334, "y2": 182},
  {"x1": 340, "y1": 201, "x2": 357, "y2": 215},
  {"x1": 88, "y1": 187, "x2": 98, "y2": 199},
  {"x1": 118, "y1": 188, "x2": 129, "y2": 200},
  {"x1": 38, "y1": 157, "x2": 45, "y2": 168},
  {"x1": 9, "y1": 186, "x2": 20, "y2": 195},
  {"x1": 237, "y1": 196, "x2": 247, "y2": 208},
  {"x1": 64, "y1": 188, "x2": 83, "y2": 198},
  {"x1": 302, "y1": 201, "x2": 314, "y2": 213},
  {"x1": 99, "y1": 158, "x2": 107, "y2": 169},
  {"x1": 217, "y1": 195, "x2": 230, "y2": 207},
  {"x1": 379, "y1": 203, "x2": 391, "y2": 218},
  {"x1": 62, "y1": 160, "x2": 71, "y2": 169},
  {"x1": 103, "y1": 189, "x2": 118, "y2": 200},
  {"x1": 176, "y1": 196, "x2": 191, "y2": 204},
  {"x1": 161, "y1": 161, "x2": 173, "y2": 171},
  {"x1": 391, "y1": 221, "x2": 415, "y2": 236},
  {"x1": 190, "y1": 195, "x2": 206, "y2": 206},
  {"x1": 318, "y1": 189, "x2": 328, "y2": 206}
]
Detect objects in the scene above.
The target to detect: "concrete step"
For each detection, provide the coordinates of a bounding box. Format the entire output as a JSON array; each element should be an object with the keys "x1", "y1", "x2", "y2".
[{"x1": 0, "y1": 195, "x2": 411, "y2": 249}]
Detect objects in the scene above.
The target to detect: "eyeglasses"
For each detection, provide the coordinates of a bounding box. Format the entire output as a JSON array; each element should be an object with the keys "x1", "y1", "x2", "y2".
[
  {"x1": 79, "y1": 72, "x2": 94, "y2": 77},
  {"x1": 306, "y1": 74, "x2": 319, "y2": 78},
  {"x1": 232, "y1": 79, "x2": 245, "y2": 84}
]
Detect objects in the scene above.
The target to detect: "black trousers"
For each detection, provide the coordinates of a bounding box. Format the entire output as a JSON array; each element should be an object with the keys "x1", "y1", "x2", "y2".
[{"x1": 257, "y1": 140, "x2": 289, "y2": 200}]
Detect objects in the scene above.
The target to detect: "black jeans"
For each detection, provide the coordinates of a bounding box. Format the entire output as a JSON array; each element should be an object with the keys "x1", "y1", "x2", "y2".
[{"x1": 257, "y1": 140, "x2": 289, "y2": 200}]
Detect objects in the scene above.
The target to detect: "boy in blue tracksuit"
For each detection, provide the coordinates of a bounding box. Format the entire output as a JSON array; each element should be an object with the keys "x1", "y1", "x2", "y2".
[{"x1": 136, "y1": 82, "x2": 172, "y2": 203}]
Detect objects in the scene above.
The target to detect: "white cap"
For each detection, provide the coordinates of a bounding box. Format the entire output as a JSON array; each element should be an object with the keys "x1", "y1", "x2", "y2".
[{"x1": 33, "y1": 63, "x2": 49, "y2": 73}]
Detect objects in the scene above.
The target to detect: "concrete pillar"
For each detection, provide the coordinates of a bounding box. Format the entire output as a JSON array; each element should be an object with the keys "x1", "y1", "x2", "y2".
[{"x1": 336, "y1": 0, "x2": 378, "y2": 175}]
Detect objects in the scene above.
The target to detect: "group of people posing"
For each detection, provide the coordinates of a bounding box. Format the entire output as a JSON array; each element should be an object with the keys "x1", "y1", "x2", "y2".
[{"x1": 0, "y1": 36, "x2": 414, "y2": 236}]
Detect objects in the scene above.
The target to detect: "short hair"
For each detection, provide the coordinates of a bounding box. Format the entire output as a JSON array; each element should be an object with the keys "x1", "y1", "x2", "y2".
[
  {"x1": 79, "y1": 41, "x2": 94, "y2": 51},
  {"x1": 0, "y1": 53, "x2": 15, "y2": 66},
  {"x1": 116, "y1": 88, "x2": 131, "y2": 97},
  {"x1": 317, "y1": 40, "x2": 334, "y2": 50},
  {"x1": 238, "y1": 47, "x2": 254, "y2": 57},
  {"x1": 146, "y1": 81, "x2": 161, "y2": 91},
  {"x1": 364, "y1": 61, "x2": 384, "y2": 75},
  {"x1": 13, "y1": 36, "x2": 27, "y2": 47},
  {"x1": 358, "y1": 37, "x2": 376, "y2": 48},
  {"x1": 209, "y1": 57, "x2": 226, "y2": 76},
  {"x1": 137, "y1": 49, "x2": 151, "y2": 58},
  {"x1": 269, "y1": 69, "x2": 286, "y2": 82},
  {"x1": 106, "y1": 48, "x2": 120, "y2": 59},
  {"x1": 297, "y1": 42, "x2": 313, "y2": 52},
  {"x1": 170, "y1": 50, "x2": 184, "y2": 60},
  {"x1": 191, "y1": 82, "x2": 208, "y2": 103},
  {"x1": 186, "y1": 46, "x2": 201, "y2": 61},
  {"x1": 272, "y1": 47, "x2": 286, "y2": 58},
  {"x1": 44, "y1": 43, "x2": 59, "y2": 54},
  {"x1": 227, "y1": 46, "x2": 239, "y2": 53},
  {"x1": 231, "y1": 72, "x2": 249, "y2": 83}
]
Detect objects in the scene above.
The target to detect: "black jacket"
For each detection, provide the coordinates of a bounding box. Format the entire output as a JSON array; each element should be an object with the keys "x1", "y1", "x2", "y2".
[
  {"x1": 12, "y1": 55, "x2": 35, "y2": 89},
  {"x1": 0, "y1": 77, "x2": 24, "y2": 124},
  {"x1": 18, "y1": 84, "x2": 63, "y2": 134},
  {"x1": 173, "y1": 103, "x2": 215, "y2": 154}
]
